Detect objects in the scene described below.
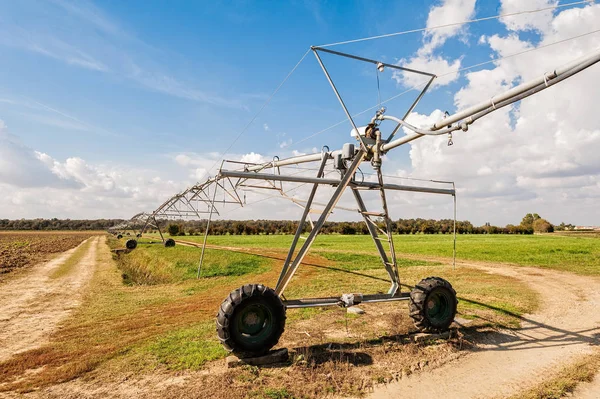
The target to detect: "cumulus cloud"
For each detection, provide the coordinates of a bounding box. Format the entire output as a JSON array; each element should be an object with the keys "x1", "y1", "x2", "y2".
[
  {"x1": 172, "y1": 152, "x2": 221, "y2": 181},
  {"x1": 0, "y1": 123, "x2": 75, "y2": 189},
  {"x1": 399, "y1": 2, "x2": 600, "y2": 225},
  {"x1": 240, "y1": 152, "x2": 266, "y2": 164},
  {"x1": 35, "y1": 153, "x2": 119, "y2": 192},
  {"x1": 421, "y1": 0, "x2": 477, "y2": 54},
  {"x1": 0, "y1": 122, "x2": 186, "y2": 218},
  {"x1": 500, "y1": 0, "x2": 557, "y2": 33},
  {"x1": 277, "y1": 132, "x2": 292, "y2": 149},
  {"x1": 395, "y1": 0, "x2": 475, "y2": 89},
  {"x1": 394, "y1": 55, "x2": 462, "y2": 89}
]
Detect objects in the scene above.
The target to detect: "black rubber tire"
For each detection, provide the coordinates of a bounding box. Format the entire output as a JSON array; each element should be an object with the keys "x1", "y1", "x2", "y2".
[
  {"x1": 216, "y1": 284, "x2": 286, "y2": 357},
  {"x1": 409, "y1": 276, "x2": 458, "y2": 332},
  {"x1": 136, "y1": 234, "x2": 142, "y2": 238},
  {"x1": 116, "y1": 234, "x2": 123, "y2": 240},
  {"x1": 125, "y1": 239, "x2": 137, "y2": 250},
  {"x1": 164, "y1": 238, "x2": 176, "y2": 247}
]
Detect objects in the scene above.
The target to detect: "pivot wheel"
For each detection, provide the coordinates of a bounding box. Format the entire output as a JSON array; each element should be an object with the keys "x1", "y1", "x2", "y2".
[
  {"x1": 217, "y1": 284, "x2": 286, "y2": 357},
  {"x1": 409, "y1": 277, "x2": 457, "y2": 332},
  {"x1": 164, "y1": 238, "x2": 176, "y2": 247},
  {"x1": 116, "y1": 234, "x2": 123, "y2": 239},
  {"x1": 125, "y1": 239, "x2": 137, "y2": 250}
]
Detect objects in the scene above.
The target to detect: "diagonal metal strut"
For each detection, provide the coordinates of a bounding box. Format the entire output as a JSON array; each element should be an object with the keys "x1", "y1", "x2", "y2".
[{"x1": 275, "y1": 150, "x2": 366, "y2": 295}]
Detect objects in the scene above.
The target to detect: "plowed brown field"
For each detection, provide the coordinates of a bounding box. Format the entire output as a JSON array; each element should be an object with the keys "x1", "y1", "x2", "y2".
[{"x1": 0, "y1": 231, "x2": 99, "y2": 274}]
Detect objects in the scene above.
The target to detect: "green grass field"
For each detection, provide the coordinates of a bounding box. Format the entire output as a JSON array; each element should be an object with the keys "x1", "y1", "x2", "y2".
[
  {"x1": 169, "y1": 233, "x2": 600, "y2": 275},
  {"x1": 104, "y1": 233, "x2": 549, "y2": 369}
]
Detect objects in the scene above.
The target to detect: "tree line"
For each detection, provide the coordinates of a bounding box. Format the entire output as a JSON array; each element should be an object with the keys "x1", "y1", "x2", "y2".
[
  {"x1": 0, "y1": 218, "x2": 126, "y2": 231},
  {"x1": 0, "y1": 213, "x2": 565, "y2": 235},
  {"x1": 164, "y1": 213, "x2": 559, "y2": 236}
]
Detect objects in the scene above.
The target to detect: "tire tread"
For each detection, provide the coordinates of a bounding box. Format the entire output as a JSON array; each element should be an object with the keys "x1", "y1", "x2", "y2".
[
  {"x1": 216, "y1": 284, "x2": 286, "y2": 357},
  {"x1": 409, "y1": 276, "x2": 458, "y2": 332}
]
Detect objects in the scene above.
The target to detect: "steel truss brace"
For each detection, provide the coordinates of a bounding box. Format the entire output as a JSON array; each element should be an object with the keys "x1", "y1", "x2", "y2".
[
  {"x1": 275, "y1": 154, "x2": 329, "y2": 290},
  {"x1": 218, "y1": 160, "x2": 455, "y2": 297},
  {"x1": 275, "y1": 149, "x2": 367, "y2": 295}
]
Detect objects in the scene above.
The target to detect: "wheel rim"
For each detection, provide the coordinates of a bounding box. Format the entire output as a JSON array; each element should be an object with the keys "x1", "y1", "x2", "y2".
[
  {"x1": 426, "y1": 289, "x2": 453, "y2": 325},
  {"x1": 232, "y1": 302, "x2": 274, "y2": 347}
]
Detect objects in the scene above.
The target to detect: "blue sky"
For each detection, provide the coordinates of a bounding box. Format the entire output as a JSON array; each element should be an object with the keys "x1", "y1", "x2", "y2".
[
  {"x1": 1, "y1": 0, "x2": 600, "y2": 225},
  {"x1": 0, "y1": 0, "x2": 504, "y2": 161}
]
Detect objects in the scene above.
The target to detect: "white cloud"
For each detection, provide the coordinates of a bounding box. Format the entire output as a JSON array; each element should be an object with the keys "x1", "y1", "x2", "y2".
[
  {"x1": 35, "y1": 153, "x2": 118, "y2": 192},
  {"x1": 263, "y1": 123, "x2": 269, "y2": 131},
  {"x1": 279, "y1": 139, "x2": 293, "y2": 149},
  {"x1": 17, "y1": 112, "x2": 90, "y2": 131},
  {"x1": 394, "y1": 55, "x2": 462, "y2": 89},
  {"x1": 0, "y1": 125, "x2": 75, "y2": 189},
  {"x1": 193, "y1": 168, "x2": 208, "y2": 180},
  {"x1": 394, "y1": 0, "x2": 475, "y2": 89},
  {"x1": 277, "y1": 132, "x2": 292, "y2": 149},
  {"x1": 172, "y1": 152, "x2": 222, "y2": 182},
  {"x1": 174, "y1": 154, "x2": 194, "y2": 167},
  {"x1": 500, "y1": 0, "x2": 557, "y2": 33},
  {"x1": 421, "y1": 0, "x2": 477, "y2": 55},
  {"x1": 0, "y1": 123, "x2": 186, "y2": 218},
  {"x1": 173, "y1": 153, "x2": 219, "y2": 168},
  {"x1": 50, "y1": 0, "x2": 125, "y2": 38},
  {"x1": 240, "y1": 152, "x2": 266, "y2": 164},
  {"x1": 399, "y1": 2, "x2": 600, "y2": 225}
]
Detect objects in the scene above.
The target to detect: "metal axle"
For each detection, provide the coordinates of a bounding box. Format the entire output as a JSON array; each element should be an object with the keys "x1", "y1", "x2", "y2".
[{"x1": 283, "y1": 292, "x2": 411, "y2": 309}]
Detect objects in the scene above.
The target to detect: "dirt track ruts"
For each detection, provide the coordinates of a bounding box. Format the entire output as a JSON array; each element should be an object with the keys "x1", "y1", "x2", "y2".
[
  {"x1": 0, "y1": 236, "x2": 100, "y2": 362},
  {"x1": 369, "y1": 260, "x2": 600, "y2": 399}
]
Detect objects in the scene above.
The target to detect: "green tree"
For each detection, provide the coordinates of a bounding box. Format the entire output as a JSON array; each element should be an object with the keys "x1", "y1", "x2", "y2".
[
  {"x1": 167, "y1": 224, "x2": 180, "y2": 236},
  {"x1": 521, "y1": 213, "x2": 541, "y2": 229},
  {"x1": 533, "y1": 218, "x2": 554, "y2": 233}
]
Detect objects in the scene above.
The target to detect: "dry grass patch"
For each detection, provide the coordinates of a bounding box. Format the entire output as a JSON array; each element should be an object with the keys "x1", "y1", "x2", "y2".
[
  {"x1": 506, "y1": 350, "x2": 600, "y2": 399},
  {"x1": 50, "y1": 238, "x2": 93, "y2": 279}
]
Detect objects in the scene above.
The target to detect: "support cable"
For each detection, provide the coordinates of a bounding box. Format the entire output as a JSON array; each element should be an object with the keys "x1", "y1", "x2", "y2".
[
  {"x1": 318, "y1": 0, "x2": 594, "y2": 48},
  {"x1": 204, "y1": 48, "x2": 311, "y2": 178},
  {"x1": 292, "y1": 27, "x2": 600, "y2": 147}
]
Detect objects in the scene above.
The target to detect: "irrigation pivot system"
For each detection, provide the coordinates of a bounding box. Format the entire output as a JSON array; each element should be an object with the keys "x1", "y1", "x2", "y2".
[
  {"x1": 213, "y1": 46, "x2": 600, "y2": 357},
  {"x1": 109, "y1": 40, "x2": 600, "y2": 357},
  {"x1": 108, "y1": 212, "x2": 169, "y2": 250}
]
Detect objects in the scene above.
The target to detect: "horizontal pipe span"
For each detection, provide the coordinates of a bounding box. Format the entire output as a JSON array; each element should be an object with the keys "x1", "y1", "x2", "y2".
[
  {"x1": 383, "y1": 48, "x2": 600, "y2": 152},
  {"x1": 220, "y1": 170, "x2": 455, "y2": 195},
  {"x1": 381, "y1": 132, "x2": 424, "y2": 151},
  {"x1": 432, "y1": 48, "x2": 600, "y2": 130},
  {"x1": 245, "y1": 152, "x2": 329, "y2": 172},
  {"x1": 283, "y1": 293, "x2": 410, "y2": 309}
]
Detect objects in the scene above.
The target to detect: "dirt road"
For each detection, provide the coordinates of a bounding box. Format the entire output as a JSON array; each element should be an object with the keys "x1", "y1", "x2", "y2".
[
  {"x1": 370, "y1": 261, "x2": 600, "y2": 399},
  {"x1": 573, "y1": 373, "x2": 600, "y2": 398},
  {"x1": 0, "y1": 236, "x2": 100, "y2": 362}
]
